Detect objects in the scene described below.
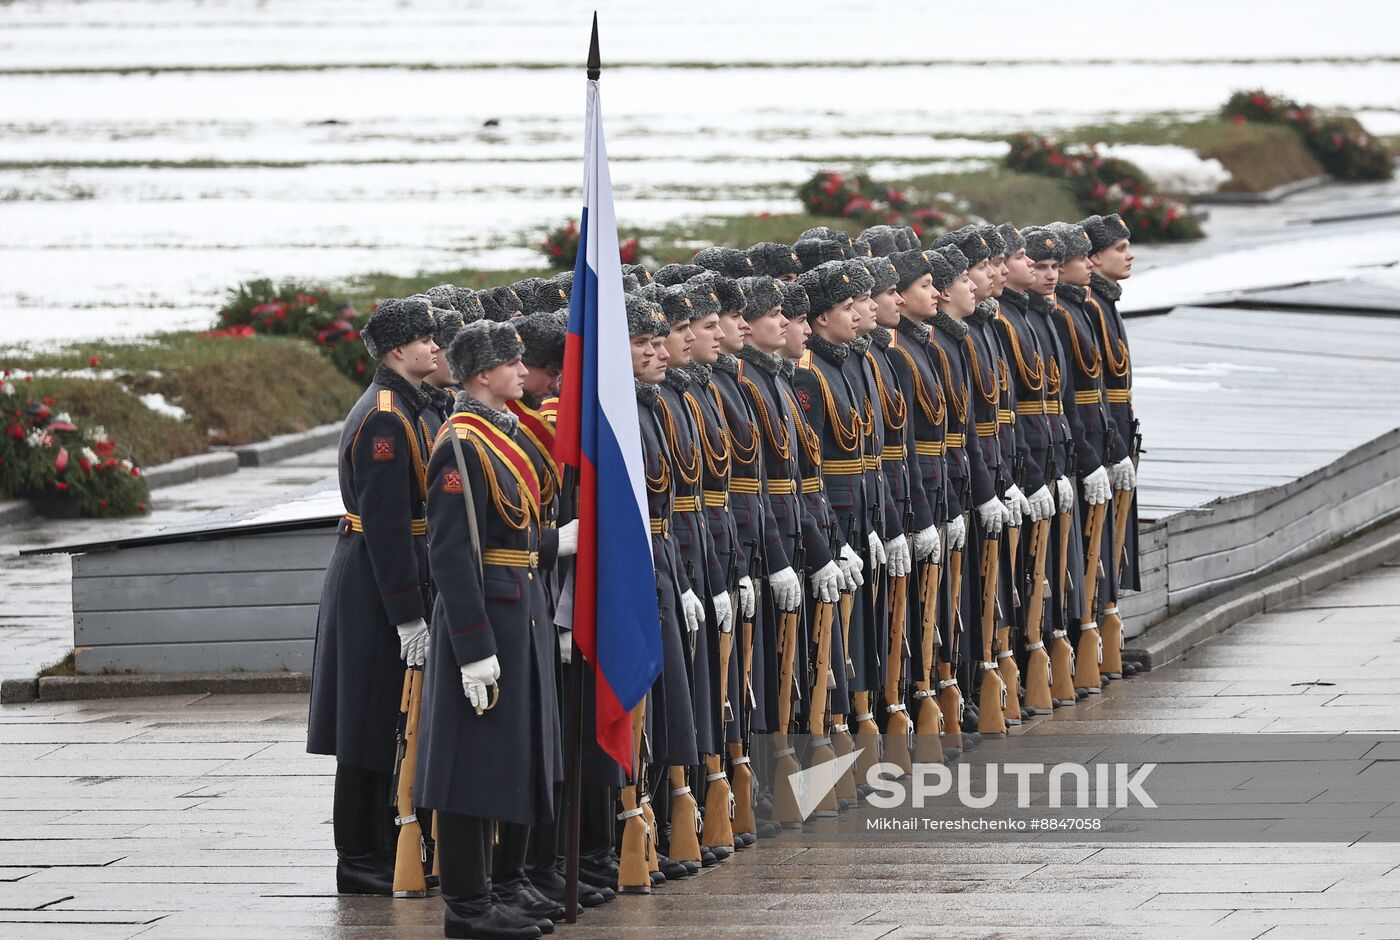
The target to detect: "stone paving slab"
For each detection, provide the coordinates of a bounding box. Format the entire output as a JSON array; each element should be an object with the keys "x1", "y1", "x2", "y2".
[{"x1": 1, "y1": 566, "x2": 1399, "y2": 937}]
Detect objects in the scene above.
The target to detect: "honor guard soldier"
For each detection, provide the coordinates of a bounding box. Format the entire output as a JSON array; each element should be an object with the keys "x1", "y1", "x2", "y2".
[
  {"x1": 746, "y1": 242, "x2": 803, "y2": 283},
  {"x1": 1047, "y1": 220, "x2": 1133, "y2": 695},
  {"x1": 630, "y1": 292, "x2": 707, "y2": 883},
  {"x1": 1081, "y1": 213, "x2": 1142, "y2": 677},
  {"x1": 421, "y1": 300, "x2": 467, "y2": 424},
  {"x1": 417, "y1": 320, "x2": 571, "y2": 939},
  {"x1": 308, "y1": 298, "x2": 439, "y2": 896}
]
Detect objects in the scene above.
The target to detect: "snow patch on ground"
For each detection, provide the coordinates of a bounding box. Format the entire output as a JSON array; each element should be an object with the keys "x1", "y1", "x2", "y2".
[
  {"x1": 138, "y1": 392, "x2": 186, "y2": 420},
  {"x1": 1136, "y1": 362, "x2": 1277, "y2": 377},
  {"x1": 1095, "y1": 143, "x2": 1232, "y2": 195}
]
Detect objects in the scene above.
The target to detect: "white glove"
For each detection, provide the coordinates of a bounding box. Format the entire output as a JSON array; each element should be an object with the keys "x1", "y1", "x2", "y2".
[
  {"x1": 946, "y1": 514, "x2": 967, "y2": 551},
  {"x1": 558, "y1": 630, "x2": 573, "y2": 665},
  {"x1": 1111, "y1": 456, "x2": 1137, "y2": 491},
  {"x1": 810, "y1": 559, "x2": 843, "y2": 603},
  {"x1": 769, "y1": 566, "x2": 801, "y2": 612},
  {"x1": 1027, "y1": 485, "x2": 1054, "y2": 523},
  {"x1": 867, "y1": 530, "x2": 887, "y2": 570},
  {"x1": 681, "y1": 589, "x2": 704, "y2": 634},
  {"x1": 1056, "y1": 476, "x2": 1075, "y2": 514},
  {"x1": 976, "y1": 497, "x2": 1009, "y2": 538},
  {"x1": 460, "y1": 654, "x2": 500, "y2": 709},
  {"x1": 711, "y1": 592, "x2": 733, "y2": 634},
  {"x1": 555, "y1": 519, "x2": 579, "y2": 557},
  {"x1": 884, "y1": 534, "x2": 911, "y2": 578},
  {"x1": 912, "y1": 525, "x2": 941, "y2": 564},
  {"x1": 1004, "y1": 484, "x2": 1031, "y2": 526},
  {"x1": 396, "y1": 618, "x2": 429, "y2": 667},
  {"x1": 1082, "y1": 466, "x2": 1112, "y2": 505},
  {"x1": 838, "y1": 543, "x2": 865, "y2": 590},
  {"x1": 738, "y1": 575, "x2": 756, "y2": 620}
]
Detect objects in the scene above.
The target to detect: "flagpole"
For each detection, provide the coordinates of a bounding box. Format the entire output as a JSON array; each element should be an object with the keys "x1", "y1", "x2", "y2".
[{"x1": 561, "y1": 13, "x2": 601, "y2": 925}]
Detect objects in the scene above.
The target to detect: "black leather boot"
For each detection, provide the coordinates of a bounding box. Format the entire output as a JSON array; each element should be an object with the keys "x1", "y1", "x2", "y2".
[
  {"x1": 493, "y1": 877, "x2": 565, "y2": 933},
  {"x1": 336, "y1": 851, "x2": 393, "y2": 896},
  {"x1": 525, "y1": 863, "x2": 604, "y2": 910},
  {"x1": 444, "y1": 898, "x2": 543, "y2": 940}
]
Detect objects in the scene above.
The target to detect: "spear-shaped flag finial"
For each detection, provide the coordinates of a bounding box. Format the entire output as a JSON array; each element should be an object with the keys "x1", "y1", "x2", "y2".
[{"x1": 587, "y1": 12, "x2": 600, "y2": 80}]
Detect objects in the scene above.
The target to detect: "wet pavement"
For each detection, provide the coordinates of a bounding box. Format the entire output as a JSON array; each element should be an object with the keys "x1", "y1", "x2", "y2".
[{"x1": 2, "y1": 561, "x2": 1398, "y2": 939}]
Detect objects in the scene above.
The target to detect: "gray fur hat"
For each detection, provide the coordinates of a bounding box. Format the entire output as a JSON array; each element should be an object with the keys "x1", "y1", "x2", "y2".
[
  {"x1": 979, "y1": 225, "x2": 1007, "y2": 259},
  {"x1": 1079, "y1": 213, "x2": 1132, "y2": 253},
  {"x1": 779, "y1": 280, "x2": 810, "y2": 321},
  {"x1": 688, "y1": 270, "x2": 744, "y2": 313},
  {"x1": 626, "y1": 294, "x2": 667, "y2": 338},
  {"x1": 545, "y1": 271, "x2": 573, "y2": 308},
  {"x1": 997, "y1": 223, "x2": 1026, "y2": 257},
  {"x1": 740, "y1": 276, "x2": 784, "y2": 321},
  {"x1": 450, "y1": 287, "x2": 485, "y2": 323},
  {"x1": 622, "y1": 272, "x2": 642, "y2": 293},
  {"x1": 935, "y1": 227, "x2": 989, "y2": 265},
  {"x1": 431, "y1": 307, "x2": 465, "y2": 352},
  {"x1": 800, "y1": 226, "x2": 853, "y2": 252},
  {"x1": 933, "y1": 244, "x2": 970, "y2": 278},
  {"x1": 747, "y1": 242, "x2": 802, "y2": 278},
  {"x1": 653, "y1": 263, "x2": 706, "y2": 287},
  {"x1": 478, "y1": 285, "x2": 523, "y2": 321},
  {"x1": 693, "y1": 246, "x2": 755, "y2": 279},
  {"x1": 1021, "y1": 226, "x2": 1066, "y2": 263},
  {"x1": 848, "y1": 239, "x2": 873, "y2": 258},
  {"x1": 844, "y1": 258, "x2": 876, "y2": 296},
  {"x1": 624, "y1": 263, "x2": 653, "y2": 286},
  {"x1": 889, "y1": 249, "x2": 932, "y2": 292},
  {"x1": 363, "y1": 297, "x2": 436, "y2": 359},
  {"x1": 657, "y1": 285, "x2": 697, "y2": 328},
  {"x1": 855, "y1": 227, "x2": 899, "y2": 258},
  {"x1": 797, "y1": 260, "x2": 863, "y2": 315},
  {"x1": 447, "y1": 319, "x2": 524, "y2": 382},
  {"x1": 794, "y1": 238, "x2": 847, "y2": 272},
  {"x1": 900, "y1": 226, "x2": 921, "y2": 251},
  {"x1": 509, "y1": 277, "x2": 551, "y2": 314},
  {"x1": 860, "y1": 255, "x2": 899, "y2": 293},
  {"x1": 1047, "y1": 221, "x2": 1093, "y2": 259},
  {"x1": 425, "y1": 284, "x2": 459, "y2": 311},
  {"x1": 515, "y1": 310, "x2": 568, "y2": 370},
  {"x1": 925, "y1": 251, "x2": 959, "y2": 293},
  {"x1": 683, "y1": 279, "x2": 721, "y2": 319}
]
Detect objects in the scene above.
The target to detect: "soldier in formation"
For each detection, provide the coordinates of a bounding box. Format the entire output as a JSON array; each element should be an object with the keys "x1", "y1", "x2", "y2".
[{"x1": 309, "y1": 213, "x2": 1143, "y2": 939}]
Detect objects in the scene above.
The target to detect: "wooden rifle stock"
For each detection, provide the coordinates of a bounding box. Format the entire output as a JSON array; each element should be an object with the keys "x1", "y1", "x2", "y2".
[
  {"x1": 805, "y1": 600, "x2": 839, "y2": 817},
  {"x1": 391, "y1": 667, "x2": 428, "y2": 898},
  {"x1": 1073, "y1": 500, "x2": 1107, "y2": 691},
  {"x1": 997, "y1": 524, "x2": 1022, "y2": 725},
  {"x1": 939, "y1": 546, "x2": 965, "y2": 751},
  {"x1": 729, "y1": 600, "x2": 757, "y2": 839},
  {"x1": 1050, "y1": 507, "x2": 1077, "y2": 706},
  {"x1": 618, "y1": 702, "x2": 652, "y2": 893},
  {"x1": 770, "y1": 603, "x2": 803, "y2": 827},
  {"x1": 702, "y1": 586, "x2": 737, "y2": 852},
  {"x1": 914, "y1": 550, "x2": 944, "y2": 762},
  {"x1": 1101, "y1": 487, "x2": 1133, "y2": 678},
  {"x1": 1023, "y1": 519, "x2": 1054, "y2": 711},
  {"x1": 882, "y1": 572, "x2": 913, "y2": 775},
  {"x1": 976, "y1": 538, "x2": 1008, "y2": 736}
]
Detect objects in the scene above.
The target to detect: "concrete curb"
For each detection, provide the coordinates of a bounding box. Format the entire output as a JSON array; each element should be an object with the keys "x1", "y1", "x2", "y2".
[
  {"x1": 1124, "y1": 518, "x2": 1400, "y2": 670},
  {"x1": 1, "y1": 671, "x2": 311, "y2": 704},
  {"x1": 227, "y1": 422, "x2": 341, "y2": 468},
  {"x1": 141, "y1": 451, "x2": 240, "y2": 489},
  {"x1": 1195, "y1": 174, "x2": 1329, "y2": 205}
]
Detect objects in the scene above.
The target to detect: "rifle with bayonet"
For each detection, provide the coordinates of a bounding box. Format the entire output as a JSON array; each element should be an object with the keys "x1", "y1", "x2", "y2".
[
  {"x1": 702, "y1": 543, "x2": 741, "y2": 855},
  {"x1": 390, "y1": 665, "x2": 428, "y2": 898},
  {"x1": 1050, "y1": 443, "x2": 1078, "y2": 707},
  {"x1": 997, "y1": 456, "x2": 1025, "y2": 727},
  {"x1": 845, "y1": 513, "x2": 881, "y2": 785},
  {"x1": 728, "y1": 539, "x2": 761, "y2": 843},
  {"x1": 770, "y1": 536, "x2": 804, "y2": 828},
  {"x1": 1103, "y1": 417, "x2": 1140, "y2": 676},
  {"x1": 881, "y1": 496, "x2": 914, "y2": 775},
  {"x1": 914, "y1": 484, "x2": 946, "y2": 763},
  {"x1": 976, "y1": 524, "x2": 1008, "y2": 736},
  {"x1": 1073, "y1": 497, "x2": 1107, "y2": 693}
]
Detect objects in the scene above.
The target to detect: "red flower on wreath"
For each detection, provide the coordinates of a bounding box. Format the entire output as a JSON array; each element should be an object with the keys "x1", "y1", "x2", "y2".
[{"x1": 54, "y1": 481, "x2": 69, "y2": 493}]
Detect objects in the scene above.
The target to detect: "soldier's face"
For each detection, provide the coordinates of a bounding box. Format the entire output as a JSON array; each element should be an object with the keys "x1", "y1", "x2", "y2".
[
  {"x1": 815, "y1": 298, "x2": 859, "y2": 345},
  {"x1": 522, "y1": 364, "x2": 558, "y2": 398},
  {"x1": 941, "y1": 273, "x2": 978, "y2": 318},
  {"x1": 663, "y1": 320, "x2": 694, "y2": 367},
  {"x1": 899, "y1": 274, "x2": 937, "y2": 320},
  {"x1": 630, "y1": 334, "x2": 656, "y2": 379},
  {"x1": 857, "y1": 293, "x2": 878, "y2": 334},
  {"x1": 426, "y1": 350, "x2": 456, "y2": 389},
  {"x1": 874, "y1": 285, "x2": 904, "y2": 328},
  {"x1": 968, "y1": 259, "x2": 995, "y2": 300},
  {"x1": 747, "y1": 307, "x2": 787, "y2": 355},
  {"x1": 1091, "y1": 239, "x2": 1134, "y2": 281},
  {"x1": 478, "y1": 356, "x2": 527, "y2": 403},
  {"x1": 1060, "y1": 254, "x2": 1092, "y2": 287},
  {"x1": 1030, "y1": 259, "x2": 1060, "y2": 296},
  {"x1": 1005, "y1": 249, "x2": 1036, "y2": 292},
  {"x1": 691, "y1": 313, "x2": 724, "y2": 365},
  {"x1": 392, "y1": 334, "x2": 439, "y2": 382},
  {"x1": 717, "y1": 310, "x2": 748, "y2": 354},
  {"x1": 647, "y1": 336, "x2": 670, "y2": 382},
  {"x1": 990, "y1": 256, "x2": 1008, "y2": 296},
  {"x1": 783, "y1": 314, "x2": 811, "y2": 358}
]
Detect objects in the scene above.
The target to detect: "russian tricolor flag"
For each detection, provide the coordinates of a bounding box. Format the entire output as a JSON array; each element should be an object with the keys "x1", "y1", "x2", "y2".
[{"x1": 553, "y1": 74, "x2": 662, "y2": 773}]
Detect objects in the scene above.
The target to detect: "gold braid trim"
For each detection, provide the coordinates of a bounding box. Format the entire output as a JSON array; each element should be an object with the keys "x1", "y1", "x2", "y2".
[
  {"x1": 714, "y1": 383, "x2": 759, "y2": 468},
  {"x1": 684, "y1": 389, "x2": 731, "y2": 481},
  {"x1": 1055, "y1": 303, "x2": 1103, "y2": 381},
  {"x1": 800, "y1": 363, "x2": 861, "y2": 453},
  {"x1": 963, "y1": 335, "x2": 999, "y2": 406},
  {"x1": 1000, "y1": 318, "x2": 1044, "y2": 392},
  {"x1": 656, "y1": 396, "x2": 701, "y2": 486},
  {"x1": 1087, "y1": 296, "x2": 1131, "y2": 382},
  {"x1": 466, "y1": 436, "x2": 532, "y2": 531},
  {"x1": 783, "y1": 389, "x2": 824, "y2": 469},
  {"x1": 740, "y1": 375, "x2": 792, "y2": 460},
  {"x1": 932, "y1": 339, "x2": 969, "y2": 424},
  {"x1": 866, "y1": 351, "x2": 907, "y2": 432},
  {"x1": 1048, "y1": 356, "x2": 1062, "y2": 396}
]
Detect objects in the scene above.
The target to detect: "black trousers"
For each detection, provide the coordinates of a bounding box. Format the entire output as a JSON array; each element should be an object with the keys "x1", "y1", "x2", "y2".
[
  {"x1": 438, "y1": 813, "x2": 492, "y2": 909},
  {"x1": 333, "y1": 763, "x2": 394, "y2": 861}
]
